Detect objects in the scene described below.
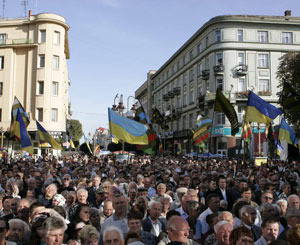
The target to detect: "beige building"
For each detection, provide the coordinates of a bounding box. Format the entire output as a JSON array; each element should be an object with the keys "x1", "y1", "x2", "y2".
[
  {"x1": 0, "y1": 11, "x2": 70, "y2": 154},
  {"x1": 136, "y1": 11, "x2": 300, "y2": 157}
]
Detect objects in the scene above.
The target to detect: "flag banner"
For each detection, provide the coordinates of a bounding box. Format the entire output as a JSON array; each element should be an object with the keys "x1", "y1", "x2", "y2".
[
  {"x1": 245, "y1": 91, "x2": 282, "y2": 123},
  {"x1": 282, "y1": 84, "x2": 300, "y2": 112},
  {"x1": 84, "y1": 135, "x2": 93, "y2": 154},
  {"x1": 108, "y1": 108, "x2": 148, "y2": 145},
  {"x1": 111, "y1": 135, "x2": 119, "y2": 144},
  {"x1": 15, "y1": 109, "x2": 33, "y2": 154},
  {"x1": 176, "y1": 139, "x2": 182, "y2": 155},
  {"x1": 193, "y1": 115, "x2": 212, "y2": 147},
  {"x1": 274, "y1": 138, "x2": 283, "y2": 156},
  {"x1": 278, "y1": 118, "x2": 299, "y2": 147},
  {"x1": 36, "y1": 121, "x2": 62, "y2": 150},
  {"x1": 135, "y1": 101, "x2": 157, "y2": 154},
  {"x1": 215, "y1": 88, "x2": 239, "y2": 136},
  {"x1": 69, "y1": 136, "x2": 75, "y2": 149},
  {"x1": 241, "y1": 122, "x2": 252, "y2": 143},
  {"x1": 10, "y1": 97, "x2": 30, "y2": 138},
  {"x1": 151, "y1": 107, "x2": 169, "y2": 130}
]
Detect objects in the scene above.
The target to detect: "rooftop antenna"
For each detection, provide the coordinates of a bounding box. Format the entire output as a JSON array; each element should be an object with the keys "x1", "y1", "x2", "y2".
[
  {"x1": 21, "y1": 0, "x2": 29, "y2": 17},
  {"x1": 2, "y1": 0, "x2": 5, "y2": 18}
]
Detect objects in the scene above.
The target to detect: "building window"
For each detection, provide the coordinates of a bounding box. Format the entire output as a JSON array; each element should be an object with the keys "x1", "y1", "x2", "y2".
[
  {"x1": 237, "y1": 29, "x2": 243, "y2": 42},
  {"x1": 190, "y1": 49, "x2": 194, "y2": 60},
  {"x1": 258, "y1": 31, "x2": 268, "y2": 43},
  {"x1": 238, "y1": 53, "x2": 245, "y2": 65},
  {"x1": 52, "y1": 82, "x2": 58, "y2": 96},
  {"x1": 189, "y1": 113, "x2": 193, "y2": 128},
  {"x1": 217, "y1": 78, "x2": 223, "y2": 91},
  {"x1": 183, "y1": 73, "x2": 188, "y2": 85},
  {"x1": 197, "y1": 43, "x2": 202, "y2": 54},
  {"x1": 183, "y1": 54, "x2": 187, "y2": 65},
  {"x1": 0, "y1": 82, "x2": 2, "y2": 96},
  {"x1": 37, "y1": 108, "x2": 43, "y2": 122},
  {"x1": 189, "y1": 89, "x2": 194, "y2": 104},
  {"x1": 216, "y1": 113, "x2": 225, "y2": 124},
  {"x1": 0, "y1": 108, "x2": 2, "y2": 122},
  {"x1": 39, "y1": 55, "x2": 45, "y2": 68},
  {"x1": 189, "y1": 69, "x2": 194, "y2": 81},
  {"x1": 216, "y1": 52, "x2": 223, "y2": 65},
  {"x1": 183, "y1": 93, "x2": 187, "y2": 106},
  {"x1": 216, "y1": 30, "x2": 221, "y2": 42},
  {"x1": 238, "y1": 78, "x2": 246, "y2": 92},
  {"x1": 206, "y1": 36, "x2": 209, "y2": 48},
  {"x1": 259, "y1": 79, "x2": 270, "y2": 92},
  {"x1": 52, "y1": 55, "x2": 59, "y2": 70},
  {"x1": 282, "y1": 32, "x2": 293, "y2": 44},
  {"x1": 238, "y1": 106, "x2": 245, "y2": 123},
  {"x1": 40, "y1": 30, "x2": 46, "y2": 43},
  {"x1": 0, "y1": 56, "x2": 4, "y2": 69},
  {"x1": 37, "y1": 81, "x2": 44, "y2": 95},
  {"x1": 51, "y1": 108, "x2": 58, "y2": 122},
  {"x1": 183, "y1": 115, "x2": 186, "y2": 130},
  {"x1": 53, "y1": 31, "x2": 60, "y2": 45},
  {"x1": 197, "y1": 63, "x2": 203, "y2": 77},
  {"x1": 198, "y1": 82, "x2": 203, "y2": 96},
  {"x1": 0, "y1": 34, "x2": 6, "y2": 44},
  {"x1": 258, "y1": 53, "x2": 269, "y2": 68}
]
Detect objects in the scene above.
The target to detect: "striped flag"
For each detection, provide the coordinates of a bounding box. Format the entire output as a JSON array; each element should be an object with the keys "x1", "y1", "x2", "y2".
[
  {"x1": 84, "y1": 135, "x2": 93, "y2": 154},
  {"x1": 134, "y1": 101, "x2": 157, "y2": 155},
  {"x1": 193, "y1": 115, "x2": 212, "y2": 148},
  {"x1": 278, "y1": 118, "x2": 299, "y2": 147},
  {"x1": 15, "y1": 109, "x2": 33, "y2": 154},
  {"x1": 69, "y1": 136, "x2": 75, "y2": 149},
  {"x1": 36, "y1": 121, "x2": 62, "y2": 150},
  {"x1": 241, "y1": 122, "x2": 252, "y2": 142},
  {"x1": 10, "y1": 97, "x2": 30, "y2": 138}
]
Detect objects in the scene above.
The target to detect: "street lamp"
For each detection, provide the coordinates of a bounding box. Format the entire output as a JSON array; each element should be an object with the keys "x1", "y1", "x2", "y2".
[{"x1": 112, "y1": 94, "x2": 119, "y2": 111}]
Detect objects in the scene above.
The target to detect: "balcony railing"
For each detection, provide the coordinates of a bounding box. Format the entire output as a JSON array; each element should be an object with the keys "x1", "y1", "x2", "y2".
[
  {"x1": 258, "y1": 90, "x2": 271, "y2": 96},
  {"x1": 163, "y1": 94, "x2": 169, "y2": 101},
  {"x1": 0, "y1": 39, "x2": 34, "y2": 45},
  {"x1": 236, "y1": 65, "x2": 248, "y2": 76},
  {"x1": 173, "y1": 87, "x2": 181, "y2": 95},
  {"x1": 168, "y1": 91, "x2": 175, "y2": 99},
  {"x1": 202, "y1": 70, "x2": 210, "y2": 80},
  {"x1": 213, "y1": 64, "x2": 224, "y2": 75}
]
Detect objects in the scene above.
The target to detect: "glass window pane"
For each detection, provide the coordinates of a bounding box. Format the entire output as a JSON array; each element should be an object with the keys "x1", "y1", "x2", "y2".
[{"x1": 40, "y1": 30, "x2": 46, "y2": 43}]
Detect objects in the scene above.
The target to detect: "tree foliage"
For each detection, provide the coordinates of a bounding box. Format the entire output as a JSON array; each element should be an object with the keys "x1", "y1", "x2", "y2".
[
  {"x1": 276, "y1": 52, "x2": 300, "y2": 136},
  {"x1": 67, "y1": 119, "x2": 83, "y2": 143}
]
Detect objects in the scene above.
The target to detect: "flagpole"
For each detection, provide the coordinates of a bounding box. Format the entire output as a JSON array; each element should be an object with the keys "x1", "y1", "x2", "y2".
[{"x1": 258, "y1": 123, "x2": 261, "y2": 157}]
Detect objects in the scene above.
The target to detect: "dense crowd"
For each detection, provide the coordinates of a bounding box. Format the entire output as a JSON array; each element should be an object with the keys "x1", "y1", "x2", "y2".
[{"x1": 0, "y1": 154, "x2": 299, "y2": 245}]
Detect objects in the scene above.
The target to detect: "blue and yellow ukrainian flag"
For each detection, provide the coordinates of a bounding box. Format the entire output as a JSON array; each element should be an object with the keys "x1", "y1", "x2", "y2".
[
  {"x1": 278, "y1": 118, "x2": 299, "y2": 147},
  {"x1": 245, "y1": 91, "x2": 282, "y2": 124},
  {"x1": 69, "y1": 136, "x2": 75, "y2": 149},
  {"x1": 108, "y1": 108, "x2": 148, "y2": 145},
  {"x1": 84, "y1": 135, "x2": 93, "y2": 154},
  {"x1": 15, "y1": 109, "x2": 33, "y2": 154},
  {"x1": 36, "y1": 121, "x2": 62, "y2": 150}
]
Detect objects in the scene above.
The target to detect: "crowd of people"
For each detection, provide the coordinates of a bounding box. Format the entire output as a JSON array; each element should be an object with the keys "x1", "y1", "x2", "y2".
[{"x1": 0, "y1": 154, "x2": 299, "y2": 245}]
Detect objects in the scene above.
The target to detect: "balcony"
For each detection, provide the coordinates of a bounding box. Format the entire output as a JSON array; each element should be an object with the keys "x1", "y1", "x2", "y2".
[
  {"x1": 213, "y1": 64, "x2": 224, "y2": 75},
  {"x1": 258, "y1": 90, "x2": 271, "y2": 96},
  {"x1": 173, "y1": 87, "x2": 181, "y2": 95},
  {"x1": 202, "y1": 70, "x2": 210, "y2": 80},
  {"x1": 236, "y1": 65, "x2": 248, "y2": 76},
  {"x1": 168, "y1": 91, "x2": 175, "y2": 99},
  {"x1": 163, "y1": 94, "x2": 169, "y2": 102},
  {"x1": 235, "y1": 91, "x2": 248, "y2": 99}
]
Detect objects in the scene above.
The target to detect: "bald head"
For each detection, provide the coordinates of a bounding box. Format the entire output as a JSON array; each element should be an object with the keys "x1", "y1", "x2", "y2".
[{"x1": 168, "y1": 216, "x2": 190, "y2": 243}]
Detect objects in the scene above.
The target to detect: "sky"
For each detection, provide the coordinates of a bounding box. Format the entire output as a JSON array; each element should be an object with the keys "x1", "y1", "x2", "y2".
[{"x1": 4, "y1": 0, "x2": 300, "y2": 137}]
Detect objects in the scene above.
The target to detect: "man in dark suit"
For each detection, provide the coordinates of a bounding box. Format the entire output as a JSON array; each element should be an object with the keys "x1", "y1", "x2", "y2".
[
  {"x1": 214, "y1": 175, "x2": 233, "y2": 210},
  {"x1": 87, "y1": 175, "x2": 101, "y2": 207},
  {"x1": 278, "y1": 207, "x2": 300, "y2": 241},
  {"x1": 240, "y1": 205, "x2": 262, "y2": 242},
  {"x1": 142, "y1": 201, "x2": 166, "y2": 237}
]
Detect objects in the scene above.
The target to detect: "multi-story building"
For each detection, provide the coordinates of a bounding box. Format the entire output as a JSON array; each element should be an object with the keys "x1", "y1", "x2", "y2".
[
  {"x1": 142, "y1": 10, "x2": 300, "y2": 157},
  {"x1": 0, "y1": 11, "x2": 70, "y2": 155}
]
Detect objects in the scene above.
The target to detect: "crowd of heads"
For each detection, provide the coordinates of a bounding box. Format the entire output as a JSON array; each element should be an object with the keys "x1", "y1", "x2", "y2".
[{"x1": 0, "y1": 154, "x2": 299, "y2": 245}]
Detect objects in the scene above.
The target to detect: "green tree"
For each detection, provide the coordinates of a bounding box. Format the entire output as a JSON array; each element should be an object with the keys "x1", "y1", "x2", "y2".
[
  {"x1": 276, "y1": 52, "x2": 300, "y2": 136},
  {"x1": 67, "y1": 119, "x2": 83, "y2": 144}
]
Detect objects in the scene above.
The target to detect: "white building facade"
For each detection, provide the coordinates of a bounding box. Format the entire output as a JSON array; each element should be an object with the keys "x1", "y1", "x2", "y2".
[
  {"x1": 0, "y1": 12, "x2": 70, "y2": 155},
  {"x1": 147, "y1": 11, "x2": 300, "y2": 156}
]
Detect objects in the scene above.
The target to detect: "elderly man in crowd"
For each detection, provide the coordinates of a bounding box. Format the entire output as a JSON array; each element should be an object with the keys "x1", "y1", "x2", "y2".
[
  {"x1": 42, "y1": 216, "x2": 67, "y2": 245},
  {"x1": 213, "y1": 220, "x2": 233, "y2": 245}
]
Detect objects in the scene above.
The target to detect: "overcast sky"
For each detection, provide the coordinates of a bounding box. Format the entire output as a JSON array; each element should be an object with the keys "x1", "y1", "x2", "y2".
[{"x1": 4, "y1": 0, "x2": 300, "y2": 138}]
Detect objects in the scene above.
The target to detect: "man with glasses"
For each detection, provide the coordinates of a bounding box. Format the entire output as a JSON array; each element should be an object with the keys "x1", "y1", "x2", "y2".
[
  {"x1": 260, "y1": 191, "x2": 274, "y2": 204},
  {"x1": 59, "y1": 174, "x2": 74, "y2": 193}
]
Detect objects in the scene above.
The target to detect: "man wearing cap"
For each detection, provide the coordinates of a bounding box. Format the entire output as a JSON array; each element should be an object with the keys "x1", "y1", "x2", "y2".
[{"x1": 278, "y1": 207, "x2": 300, "y2": 241}]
